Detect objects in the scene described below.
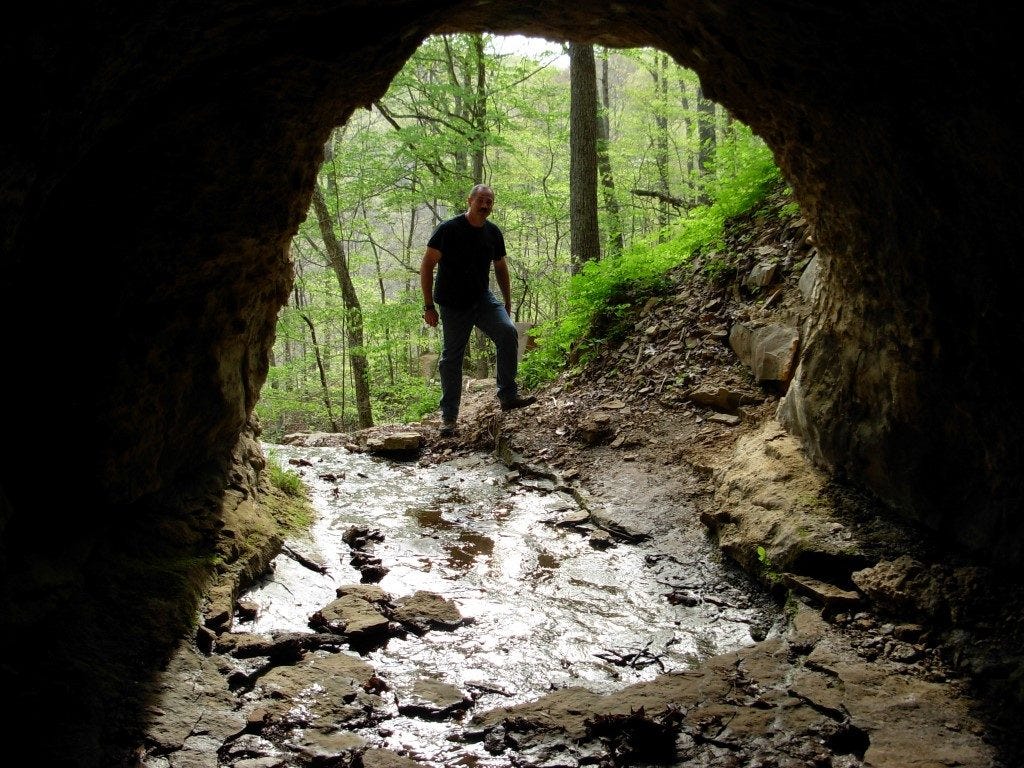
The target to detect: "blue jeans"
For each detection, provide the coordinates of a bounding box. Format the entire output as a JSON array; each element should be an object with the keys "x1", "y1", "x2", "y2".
[{"x1": 438, "y1": 292, "x2": 520, "y2": 421}]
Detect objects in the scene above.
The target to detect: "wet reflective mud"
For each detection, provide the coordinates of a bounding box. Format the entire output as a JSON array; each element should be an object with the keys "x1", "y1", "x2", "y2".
[{"x1": 241, "y1": 444, "x2": 780, "y2": 765}]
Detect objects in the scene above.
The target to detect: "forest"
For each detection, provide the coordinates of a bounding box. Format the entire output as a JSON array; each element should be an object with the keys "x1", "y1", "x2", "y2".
[{"x1": 256, "y1": 33, "x2": 783, "y2": 440}]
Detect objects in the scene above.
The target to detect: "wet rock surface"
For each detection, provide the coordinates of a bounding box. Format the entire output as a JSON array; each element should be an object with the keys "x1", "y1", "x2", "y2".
[
  {"x1": 137, "y1": 441, "x2": 780, "y2": 767},
  {"x1": 136, "y1": 188, "x2": 1024, "y2": 766}
]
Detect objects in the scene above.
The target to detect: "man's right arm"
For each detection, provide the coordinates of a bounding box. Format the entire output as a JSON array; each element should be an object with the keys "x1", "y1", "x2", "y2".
[{"x1": 420, "y1": 247, "x2": 442, "y2": 327}]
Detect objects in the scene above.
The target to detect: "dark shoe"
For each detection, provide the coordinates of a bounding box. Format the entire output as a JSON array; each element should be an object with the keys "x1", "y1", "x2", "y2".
[
  {"x1": 439, "y1": 420, "x2": 458, "y2": 437},
  {"x1": 500, "y1": 394, "x2": 537, "y2": 411}
]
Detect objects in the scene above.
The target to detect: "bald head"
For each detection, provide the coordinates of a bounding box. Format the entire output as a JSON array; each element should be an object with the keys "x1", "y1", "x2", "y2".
[{"x1": 465, "y1": 184, "x2": 495, "y2": 225}]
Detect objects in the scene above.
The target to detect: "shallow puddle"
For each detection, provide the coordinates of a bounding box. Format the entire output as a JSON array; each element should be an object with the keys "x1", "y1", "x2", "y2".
[{"x1": 240, "y1": 443, "x2": 780, "y2": 765}]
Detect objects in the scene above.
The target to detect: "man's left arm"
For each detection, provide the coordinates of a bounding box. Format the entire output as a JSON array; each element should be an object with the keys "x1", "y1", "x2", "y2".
[{"x1": 493, "y1": 257, "x2": 513, "y2": 315}]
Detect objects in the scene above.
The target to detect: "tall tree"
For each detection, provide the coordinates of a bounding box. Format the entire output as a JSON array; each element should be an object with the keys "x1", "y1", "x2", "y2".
[
  {"x1": 468, "y1": 34, "x2": 487, "y2": 184},
  {"x1": 467, "y1": 33, "x2": 491, "y2": 377},
  {"x1": 696, "y1": 81, "x2": 717, "y2": 203},
  {"x1": 311, "y1": 180, "x2": 374, "y2": 429},
  {"x1": 377, "y1": 33, "x2": 499, "y2": 376},
  {"x1": 569, "y1": 41, "x2": 600, "y2": 275},
  {"x1": 676, "y1": 71, "x2": 697, "y2": 202},
  {"x1": 652, "y1": 51, "x2": 671, "y2": 237},
  {"x1": 299, "y1": 313, "x2": 341, "y2": 431},
  {"x1": 596, "y1": 46, "x2": 624, "y2": 257}
]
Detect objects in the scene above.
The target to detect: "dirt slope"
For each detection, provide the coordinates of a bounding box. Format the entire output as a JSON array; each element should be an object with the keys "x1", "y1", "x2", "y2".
[{"x1": 428, "y1": 186, "x2": 802, "y2": 480}]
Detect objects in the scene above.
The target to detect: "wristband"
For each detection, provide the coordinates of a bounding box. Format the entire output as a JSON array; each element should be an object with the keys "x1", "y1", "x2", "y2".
[{"x1": 424, "y1": 304, "x2": 435, "y2": 311}]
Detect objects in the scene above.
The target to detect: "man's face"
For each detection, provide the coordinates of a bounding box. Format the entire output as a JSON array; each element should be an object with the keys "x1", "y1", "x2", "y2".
[{"x1": 470, "y1": 191, "x2": 494, "y2": 218}]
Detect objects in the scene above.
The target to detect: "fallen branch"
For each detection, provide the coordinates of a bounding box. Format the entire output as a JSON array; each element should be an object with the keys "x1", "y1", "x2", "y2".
[
  {"x1": 281, "y1": 543, "x2": 328, "y2": 574},
  {"x1": 630, "y1": 189, "x2": 686, "y2": 209}
]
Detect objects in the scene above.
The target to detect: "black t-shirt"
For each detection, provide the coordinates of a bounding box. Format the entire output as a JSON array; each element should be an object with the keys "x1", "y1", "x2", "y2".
[{"x1": 427, "y1": 214, "x2": 506, "y2": 308}]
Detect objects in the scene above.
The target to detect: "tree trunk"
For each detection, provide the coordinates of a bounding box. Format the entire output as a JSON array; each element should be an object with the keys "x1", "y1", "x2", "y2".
[
  {"x1": 300, "y1": 313, "x2": 340, "y2": 431},
  {"x1": 654, "y1": 51, "x2": 671, "y2": 238},
  {"x1": 473, "y1": 329, "x2": 489, "y2": 378},
  {"x1": 677, "y1": 73, "x2": 697, "y2": 203},
  {"x1": 569, "y1": 42, "x2": 600, "y2": 275},
  {"x1": 470, "y1": 33, "x2": 486, "y2": 184},
  {"x1": 696, "y1": 82, "x2": 716, "y2": 204},
  {"x1": 311, "y1": 184, "x2": 374, "y2": 429},
  {"x1": 597, "y1": 47, "x2": 624, "y2": 258}
]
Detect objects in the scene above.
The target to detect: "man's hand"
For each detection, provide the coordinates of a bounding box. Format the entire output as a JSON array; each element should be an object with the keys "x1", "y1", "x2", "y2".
[{"x1": 420, "y1": 248, "x2": 442, "y2": 327}]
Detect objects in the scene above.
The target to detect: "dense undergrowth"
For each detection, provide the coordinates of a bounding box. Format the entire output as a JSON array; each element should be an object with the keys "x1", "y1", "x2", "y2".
[{"x1": 520, "y1": 137, "x2": 783, "y2": 388}]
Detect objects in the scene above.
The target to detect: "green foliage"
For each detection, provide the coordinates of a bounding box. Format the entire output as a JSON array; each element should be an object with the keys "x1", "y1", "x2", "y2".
[
  {"x1": 756, "y1": 544, "x2": 784, "y2": 586},
  {"x1": 263, "y1": 450, "x2": 314, "y2": 537},
  {"x1": 522, "y1": 129, "x2": 781, "y2": 386},
  {"x1": 373, "y1": 376, "x2": 442, "y2": 424},
  {"x1": 257, "y1": 38, "x2": 788, "y2": 430},
  {"x1": 702, "y1": 257, "x2": 735, "y2": 286},
  {"x1": 255, "y1": 370, "x2": 338, "y2": 441},
  {"x1": 265, "y1": 448, "x2": 305, "y2": 497},
  {"x1": 703, "y1": 125, "x2": 782, "y2": 216},
  {"x1": 780, "y1": 198, "x2": 801, "y2": 218}
]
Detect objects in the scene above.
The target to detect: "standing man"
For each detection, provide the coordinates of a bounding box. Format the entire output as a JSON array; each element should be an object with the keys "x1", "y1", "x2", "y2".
[{"x1": 421, "y1": 184, "x2": 536, "y2": 436}]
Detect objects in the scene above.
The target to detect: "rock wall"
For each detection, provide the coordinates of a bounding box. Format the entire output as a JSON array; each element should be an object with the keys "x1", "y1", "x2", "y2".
[{"x1": 1, "y1": 3, "x2": 1022, "y2": 761}]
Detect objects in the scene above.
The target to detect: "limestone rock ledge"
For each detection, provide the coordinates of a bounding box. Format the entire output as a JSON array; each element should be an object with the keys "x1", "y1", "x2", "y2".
[{"x1": 702, "y1": 420, "x2": 867, "y2": 584}]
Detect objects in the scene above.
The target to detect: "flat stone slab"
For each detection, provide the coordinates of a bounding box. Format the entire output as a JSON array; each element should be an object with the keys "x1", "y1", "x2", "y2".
[
  {"x1": 309, "y1": 594, "x2": 391, "y2": 637},
  {"x1": 367, "y1": 431, "x2": 422, "y2": 452},
  {"x1": 783, "y1": 572, "x2": 861, "y2": 612},
  {"x1": 397, "y1": 678, "x2": 472, "y2": 720},
  {"x1": 361, "y1": 748, "x2": 424, "y2": 768},
  {"x1": 391, "y1": 590, "x2": 466, "y2": 633}
]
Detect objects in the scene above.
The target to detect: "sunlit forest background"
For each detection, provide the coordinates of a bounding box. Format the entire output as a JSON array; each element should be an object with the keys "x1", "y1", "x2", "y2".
[{"x1": 255, "y1": 34, "x2": 784, "y2": 440}]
